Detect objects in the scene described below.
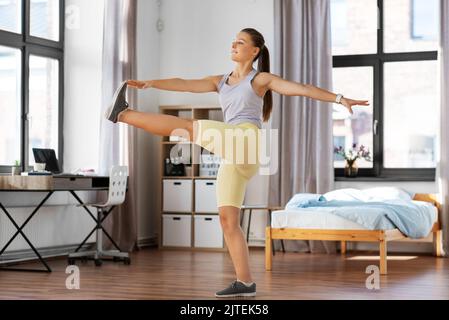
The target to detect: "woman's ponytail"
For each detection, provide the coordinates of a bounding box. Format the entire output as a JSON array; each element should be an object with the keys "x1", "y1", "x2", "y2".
[
  {"x1": 241, "y1": 28, "x2": 273, "y2": 122},
  {"x1": 257, "y1": 45, "x2": 272, "y2": 122}
]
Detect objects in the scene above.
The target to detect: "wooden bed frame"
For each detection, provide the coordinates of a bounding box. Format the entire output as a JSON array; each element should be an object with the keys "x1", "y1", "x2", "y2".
[{"x1": 265, "y1": 193, "x2": 443, "y2": 275}]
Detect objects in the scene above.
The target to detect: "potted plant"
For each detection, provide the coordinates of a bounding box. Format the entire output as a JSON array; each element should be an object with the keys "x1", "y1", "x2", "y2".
[
  {"x1": 12, "y1": 160, "x2": 21, "y2": 176},
  {"x1": 334, "y1": 144, "x2": 372, "y2": 177}
]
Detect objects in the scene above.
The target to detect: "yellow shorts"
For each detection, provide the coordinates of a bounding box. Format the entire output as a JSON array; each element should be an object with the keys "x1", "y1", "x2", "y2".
[{"x1": 193, "y1": 119, "x2": 260, "y2": 209}]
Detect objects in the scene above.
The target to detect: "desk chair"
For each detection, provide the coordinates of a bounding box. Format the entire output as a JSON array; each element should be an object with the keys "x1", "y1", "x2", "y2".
[{"x1": 68, "y1": 166, "x2": 130, "y2": 266}]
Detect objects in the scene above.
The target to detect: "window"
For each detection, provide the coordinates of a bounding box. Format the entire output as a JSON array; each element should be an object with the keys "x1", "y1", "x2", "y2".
[
  {"x1": 30, "y1": 0, "x2": 60, "y2": 41},
  {"x1": 0, "y1": 0, "x2": 64, "y2": 173},
  {"x1": 385, "y1": 0, "x2": 439, "y2": 52},
  {"x1": 383, "y1": 60, "x2": 438, "y2": 168},
  {"x1": 333, "y1": 66, "x2": 374, "y2": 169},
  {"x1": 331, "y1": 0, "x2": 378, "y2": 55},
  {"x1": 331, "y1": 0, "x2": 439, "y2": 180},
  {"x1": 0, "y1": 0, "x2": 22, "y2": 34},
  {"x1": 411, "y1": 0, "x2": 439, "y2": 42},
  {"x1": 28, "y1": 55, "x2": 59, "y2": 166},
  {"x1": 0, "y1": 46, "x2": 21, "y2": 166}
]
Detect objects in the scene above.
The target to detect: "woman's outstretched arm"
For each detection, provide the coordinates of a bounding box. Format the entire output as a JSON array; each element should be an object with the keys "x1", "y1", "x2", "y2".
[
  {"x1": 260, "y1": 73, "x2": 369, "y2": 114},
  {"x1": 127, "y1": 75, "x2": 222, "y2": 93}
]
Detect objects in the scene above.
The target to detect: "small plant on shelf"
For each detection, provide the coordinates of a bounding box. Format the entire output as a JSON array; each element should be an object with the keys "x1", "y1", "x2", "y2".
[{"x1": 12, "y1": 160, "x2": 21, "y2": 176}]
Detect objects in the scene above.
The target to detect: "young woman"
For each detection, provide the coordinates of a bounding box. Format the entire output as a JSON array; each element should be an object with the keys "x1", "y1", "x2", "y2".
[{"x1": 106, "y1": 28, "x2": 369, "y2": 298}]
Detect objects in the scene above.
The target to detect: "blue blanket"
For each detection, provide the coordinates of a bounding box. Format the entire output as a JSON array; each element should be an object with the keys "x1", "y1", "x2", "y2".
[{"x1": 285, "y1": 195, "x2": 435, "y2": 239}]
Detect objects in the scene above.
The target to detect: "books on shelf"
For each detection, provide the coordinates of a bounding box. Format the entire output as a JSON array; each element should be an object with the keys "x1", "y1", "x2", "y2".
[{"x1": 199, "y1": 154, "x2": 221, "y2": 177}]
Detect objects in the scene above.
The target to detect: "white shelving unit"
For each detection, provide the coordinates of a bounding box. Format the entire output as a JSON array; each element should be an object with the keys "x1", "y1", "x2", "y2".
[{"x1": 159, "y1": 105, "x2": 226, "y2": 251}]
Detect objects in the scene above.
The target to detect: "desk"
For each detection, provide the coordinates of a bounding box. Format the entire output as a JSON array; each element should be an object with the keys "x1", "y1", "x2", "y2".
[
  {"x1": 0, "y1": 175, "x2": 109, "y2": 272},
  {"x1": 240, "y1": 205, "x2": 285, "y2": 254}
]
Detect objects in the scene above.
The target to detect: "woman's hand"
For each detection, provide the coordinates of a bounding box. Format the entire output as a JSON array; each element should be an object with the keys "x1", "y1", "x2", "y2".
[
  {"x1": 340, "y1": 97, "x2": 370, "y2": 115},
  {"x1": 127, "y1": 79, "x2": 152, "y2": 89}
]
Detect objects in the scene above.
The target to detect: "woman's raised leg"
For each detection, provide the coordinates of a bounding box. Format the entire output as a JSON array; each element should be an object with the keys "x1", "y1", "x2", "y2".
[{"x1": 118, "y1": 109, "x2": 197, "y2": 141}]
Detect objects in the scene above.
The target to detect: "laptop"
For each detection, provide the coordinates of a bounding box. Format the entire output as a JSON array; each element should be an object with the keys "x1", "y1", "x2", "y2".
[
  {"x1": 32, "y1": 148, "x2": 85, "y2": 177},
  {"x1": 32, "y1": 148, "x2": 62, "y2": 174}
]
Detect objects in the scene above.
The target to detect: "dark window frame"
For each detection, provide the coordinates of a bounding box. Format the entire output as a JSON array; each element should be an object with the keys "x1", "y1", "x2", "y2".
[
  {"x1": 333, "y1": 0, "x2": 437, "y2": 181},
  {"x1": 0, "y1": 0, "x2": 65, "y2": 174}
]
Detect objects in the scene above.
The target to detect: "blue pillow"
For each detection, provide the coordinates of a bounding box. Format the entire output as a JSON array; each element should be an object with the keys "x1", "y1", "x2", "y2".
[{"x1": 285, "y1": 193, "x2": 325, "y2": 209}]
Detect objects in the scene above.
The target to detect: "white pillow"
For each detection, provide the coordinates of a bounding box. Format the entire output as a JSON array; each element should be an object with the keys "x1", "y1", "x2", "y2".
[
  {"x1": 322, "y1": 188, "x2": 371, "y2": 202},
  {"x1": 362, "y1": 187, "x2": 414, "y2": 201}
]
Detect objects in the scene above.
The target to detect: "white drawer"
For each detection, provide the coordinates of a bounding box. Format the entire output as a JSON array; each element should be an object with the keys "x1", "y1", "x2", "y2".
[
  {"x1": 162, "y1": 214, "x2": 191, "y2": 247},
  {"x1": 163, "y1": 179, "x2": 192, "y2": 212},
  {"x1": 195, "y1": 180, "x2": 218, "y2": 213},
  {"x1": 194, "y1": 215, "x2": 223, "y2": 248}
]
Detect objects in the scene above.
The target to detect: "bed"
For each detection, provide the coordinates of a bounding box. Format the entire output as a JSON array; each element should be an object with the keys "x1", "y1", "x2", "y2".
[{"x1": 265, "y1": 190, "x2": 443, "y2": 275}]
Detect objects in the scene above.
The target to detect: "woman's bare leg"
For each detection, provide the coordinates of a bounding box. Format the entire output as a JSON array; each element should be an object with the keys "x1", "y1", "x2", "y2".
[
  {"x1": 219, "y1": 205, "x2": 253, "y2": 283},
  {"x1": 118, "y1": 109, "x2": 196, "y2": 141}
]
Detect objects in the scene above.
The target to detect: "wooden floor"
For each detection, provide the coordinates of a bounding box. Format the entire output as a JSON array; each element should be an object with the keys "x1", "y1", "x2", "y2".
[{"x1": 0, "y1": 247, "x2": 448, "y2": 300}]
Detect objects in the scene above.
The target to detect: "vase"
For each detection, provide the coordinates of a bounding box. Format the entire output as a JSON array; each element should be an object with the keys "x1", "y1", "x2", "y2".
[
  {"x1": 11, "y1": 166, "x2": 21, "y2": 176},
  {"x1": 344, "y1": 161, "x2": 358, "y2": 178}
]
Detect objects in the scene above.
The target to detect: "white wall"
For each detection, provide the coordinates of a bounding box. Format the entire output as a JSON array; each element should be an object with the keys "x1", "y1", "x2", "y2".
[{"x1": 158, "y1": 0, "x2": 274, "y2": 105}]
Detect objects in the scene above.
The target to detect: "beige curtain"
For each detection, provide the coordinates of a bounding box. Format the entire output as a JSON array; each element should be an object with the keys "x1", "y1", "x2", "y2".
[
  {"x1": 98, "y1": 0, "x2": 138, "y2": 252},
  {"x1": 437, "y1": 0, "x2": 449, "y2": 256},
  {"x1": 269, "y1": 0, "x2": 336, "y2": 253}
]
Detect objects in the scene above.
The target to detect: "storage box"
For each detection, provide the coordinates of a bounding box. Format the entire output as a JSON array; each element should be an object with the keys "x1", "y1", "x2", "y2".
[
  {"x1": 162, "y1": 214, "x2": 192, "y2": 247},
  {"x1": 195, "y1": 180, "x2": 218, "y2": 213},
  {"x1": 163, "y1": 179, "x2": 192, "y2": 212},
  {"x1": 194, "y1": 215, "x2": 223, "y2": 248}
]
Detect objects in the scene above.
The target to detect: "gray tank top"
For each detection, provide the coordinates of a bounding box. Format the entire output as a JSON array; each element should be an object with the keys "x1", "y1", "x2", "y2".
[{"x1": 217, "y1": 68, "x2": 263, "y2": 129}]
